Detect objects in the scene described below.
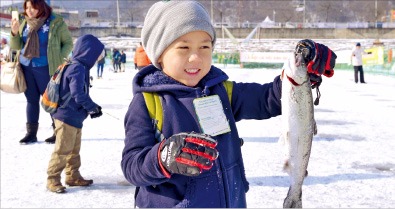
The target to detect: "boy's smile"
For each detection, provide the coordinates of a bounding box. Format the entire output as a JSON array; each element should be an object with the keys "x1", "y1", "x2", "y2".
[
  {"x1": 185, "y1": 68, "x2": 199, "y2": 74},
  {"x1": 158, "y1": 31, "x2": 213, "y2": 87}
]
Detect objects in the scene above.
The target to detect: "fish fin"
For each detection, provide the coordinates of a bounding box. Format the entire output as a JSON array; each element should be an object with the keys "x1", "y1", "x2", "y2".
[
  {"x1": 283, "y1": 186, "x2": 303, "y2": 208},
  {"x1": 278, "y1": 133, "x2": 285, "y2": 145},
  {"x1": 279, "y1": 132, "x2": 290, "y2": 151},
  {"x1": 279, "y1": 131, "x2": 291, "y2": 147},
  {"x1": 279, "y1": 133, "x2": 291, "y2": 174},
  {"x1": 283, "y1": 159, "x2": 291, "y2": 174}
]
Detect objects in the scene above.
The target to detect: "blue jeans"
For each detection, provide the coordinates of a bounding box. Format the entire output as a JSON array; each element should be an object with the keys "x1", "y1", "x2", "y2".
[
  {"x1": 22, "y1": 62, "x2": 50, "y2": 123},
  {"x1": 97, "y1": 63, "x2": 104, "y2": 77}
]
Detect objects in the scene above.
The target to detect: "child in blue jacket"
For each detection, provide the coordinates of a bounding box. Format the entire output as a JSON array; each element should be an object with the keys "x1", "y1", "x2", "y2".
[
  {"x1": 121, "y1": 1, "x2": 335, "y2": 207},
  {"x1": 46, "y1": 34, "x2": 104, "y2": 193}
]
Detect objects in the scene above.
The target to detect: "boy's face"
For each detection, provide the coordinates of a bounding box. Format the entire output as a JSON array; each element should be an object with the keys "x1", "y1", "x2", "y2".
[{"x1": 158, "y1": 31, "x2": 213, "y2": 87}]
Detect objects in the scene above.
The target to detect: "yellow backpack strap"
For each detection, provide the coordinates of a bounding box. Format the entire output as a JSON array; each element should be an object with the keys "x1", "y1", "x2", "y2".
[
  {"x1": 142, "y1": 92, "x2": 165, "y2": 142},
  {"x1": 222, "y1": 80, "x2": 233, "y2": 105},
  {"x1": 142, "y1": 82, "x2": 232, "y2": 141}
]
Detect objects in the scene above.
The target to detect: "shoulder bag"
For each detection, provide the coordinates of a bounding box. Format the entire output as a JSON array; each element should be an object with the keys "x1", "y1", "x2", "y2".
[{"x1": 0, "y1": 50, "x2": 27, "y2": 94}]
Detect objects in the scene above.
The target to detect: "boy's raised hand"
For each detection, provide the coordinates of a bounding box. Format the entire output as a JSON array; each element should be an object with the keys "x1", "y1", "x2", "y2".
[{"x1": 158, "y1": 132, "x2": 219, "y2": 178}]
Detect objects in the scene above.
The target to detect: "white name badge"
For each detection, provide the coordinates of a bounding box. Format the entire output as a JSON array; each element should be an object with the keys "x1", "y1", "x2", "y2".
[{"x1": 193, "y1": 95, "x2": 231, "y2": 136}]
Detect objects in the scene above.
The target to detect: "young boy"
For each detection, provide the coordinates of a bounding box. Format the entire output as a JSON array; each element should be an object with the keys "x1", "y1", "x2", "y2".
[
  {"x1": 121, "y1": 1, "x2": 335, "y2": 207},
  {"x1": 46, "y1": 34, "x2": 104, "y2": 193}
]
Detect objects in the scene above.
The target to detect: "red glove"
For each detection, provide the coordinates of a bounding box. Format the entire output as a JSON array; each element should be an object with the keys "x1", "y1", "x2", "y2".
[
  {"x1": 295, "y1": 39, "x2": 337, "y2": 80},
  {"x1": 158, "y1": 132, "x2": 218, "y2": 178},
  {"x1": 295, "y1": 39, "x2": 337, "y2": 105}
]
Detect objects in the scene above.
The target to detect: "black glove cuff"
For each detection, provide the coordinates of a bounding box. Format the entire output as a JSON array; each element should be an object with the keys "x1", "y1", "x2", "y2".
[
  {"x1": 88, "y1": 106, "x2": 101, "y2": 114},
  {"x1": 158, "y1": 140, "x2": 172, "y2": 178}
]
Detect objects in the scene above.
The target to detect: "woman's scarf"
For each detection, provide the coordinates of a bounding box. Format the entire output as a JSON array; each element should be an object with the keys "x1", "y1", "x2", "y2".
[{"x1": 23, "y1": 14, "x2": 49, "y2": 59}]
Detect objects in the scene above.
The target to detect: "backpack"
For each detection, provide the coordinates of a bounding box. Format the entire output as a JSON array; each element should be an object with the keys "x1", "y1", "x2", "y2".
[
  {"x1": 142, "y1": 80, "x2": 234, "y2": 142},
  {"x1": 41, "y1": 61, "x2": 73, "y2": 113}
]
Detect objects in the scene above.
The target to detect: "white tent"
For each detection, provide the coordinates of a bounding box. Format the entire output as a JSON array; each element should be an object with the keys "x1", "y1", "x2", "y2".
[
  {"x1": 243, "y1": 16, "x2": 274, "y2": 43},
  {"x1": 260, "y1": 16, "x2": 275, "y2": 28}
]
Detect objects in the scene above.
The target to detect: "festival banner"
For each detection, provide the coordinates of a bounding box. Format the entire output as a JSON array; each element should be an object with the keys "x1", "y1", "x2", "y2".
[
  {"x1": 363, "y1": 46, "x2": 384, "y2": 65},
  {"x1": 240, "y1": 51, "x2": 289, "y2": 63}
]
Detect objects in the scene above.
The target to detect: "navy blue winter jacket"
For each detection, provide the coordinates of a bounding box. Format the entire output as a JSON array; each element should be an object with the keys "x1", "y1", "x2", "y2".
[
  {"x1": 120, "y1": 53, "x2": 126, "y2": 63},
  {"x1": 121, "y1": 65, "x2": 282, "y2": 208},
  {"x1": 52, "y1": 34, "x2": 104, "y2": 128}
]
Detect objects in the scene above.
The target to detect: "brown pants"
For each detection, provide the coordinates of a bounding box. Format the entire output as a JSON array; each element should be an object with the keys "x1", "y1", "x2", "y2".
[{"x1": 47, "y1": 119, "x2": 83, "y2": 184}]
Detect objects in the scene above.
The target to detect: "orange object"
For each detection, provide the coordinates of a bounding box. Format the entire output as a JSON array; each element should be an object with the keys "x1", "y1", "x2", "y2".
[
  {"x1": 388, "y1": 49, "x2": 392, "y2": 63},
  {"x1": 134, "y1": 46, "x2": 151, "y2": 67}
]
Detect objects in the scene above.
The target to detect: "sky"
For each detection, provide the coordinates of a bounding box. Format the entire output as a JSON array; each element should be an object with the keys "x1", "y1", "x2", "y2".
[{"x1": 1, "y1": 55, "x2": 395, "y2": 208}]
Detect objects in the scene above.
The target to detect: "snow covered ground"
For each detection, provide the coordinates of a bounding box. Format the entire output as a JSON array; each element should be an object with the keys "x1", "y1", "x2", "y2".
[{"x1": 1, "y1": 63, "x2": 395, "y2": 208}]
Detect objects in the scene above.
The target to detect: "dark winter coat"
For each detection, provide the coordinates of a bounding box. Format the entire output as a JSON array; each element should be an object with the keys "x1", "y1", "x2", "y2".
[
  {"x1": 120, "y1": 53, "x2": 126, "y2": 63},
  {"x1": 52, "y1": 34, "x2": 104, "y2": 128},
  {"x1": 112, "y1": 50, "x2": 121, "y2": 63},
  {"x1": 121, "y1": 65, "x2": 282, "y2": 208}
]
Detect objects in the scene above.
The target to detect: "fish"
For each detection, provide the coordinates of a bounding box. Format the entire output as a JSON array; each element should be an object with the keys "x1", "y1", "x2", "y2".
[{"x1": 280, "y1": 53, "x2": 317, "y2": 208}]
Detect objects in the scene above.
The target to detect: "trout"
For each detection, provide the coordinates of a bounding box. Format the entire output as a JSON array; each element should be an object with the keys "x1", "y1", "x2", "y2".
[{"x1": 280, "y1": 53, "x2": 317, "y2": 208}]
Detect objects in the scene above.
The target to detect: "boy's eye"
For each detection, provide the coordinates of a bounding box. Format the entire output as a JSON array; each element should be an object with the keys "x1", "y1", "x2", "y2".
[{"x1": 176, "y1": 45, "x2": 211, "y2": 50}]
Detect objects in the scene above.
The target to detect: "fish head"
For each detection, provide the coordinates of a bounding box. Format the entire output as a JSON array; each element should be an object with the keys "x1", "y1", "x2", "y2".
[{"x1": 282, "y1": 53, "x2": 309, "y2": 85}]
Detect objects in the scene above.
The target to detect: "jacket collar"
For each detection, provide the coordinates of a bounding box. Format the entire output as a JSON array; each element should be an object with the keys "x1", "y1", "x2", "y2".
[{"x1": 133, "y1": 65, "x2": 229, "y2": 95}]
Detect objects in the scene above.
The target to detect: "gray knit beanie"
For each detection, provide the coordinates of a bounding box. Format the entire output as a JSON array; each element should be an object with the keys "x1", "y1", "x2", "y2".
[{"x1": 142, "y1": 0, "x2": 216, "y2": 69}]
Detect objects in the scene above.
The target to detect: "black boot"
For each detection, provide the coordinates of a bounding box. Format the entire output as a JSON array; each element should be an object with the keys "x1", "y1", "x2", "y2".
[
  {"x1": 44, "y1": 123, "x2": 56, "y2": 144},
  {"x1": 19, "y1": 123, "x2": 38, "y2": 144}
]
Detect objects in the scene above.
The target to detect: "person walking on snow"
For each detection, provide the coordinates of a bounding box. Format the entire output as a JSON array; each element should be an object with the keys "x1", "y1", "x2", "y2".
[
  {"x1": 46, "y1": 34, "x2": 104, "y2": 193},
  {"x1": 96, "y1": 49, "x2": 105, "y2": 79},
  {"x1": 112, "y1": 48, "x2": 121, "y2": 73},
  {"x1": 120, "y1": 50, "x2": 126, "y2": 72},
  {"x1": 351, "y1": 42, "x2": 371, "y2": 84}
]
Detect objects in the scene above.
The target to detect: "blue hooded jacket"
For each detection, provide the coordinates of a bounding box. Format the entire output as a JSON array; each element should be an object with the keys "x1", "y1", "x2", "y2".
[
  {"x1": 121, "y1": 65, "x2": 282, "y2": 208},
  {"x1": 52, "y1": 34, "x2": 104, "y2": 128}
]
